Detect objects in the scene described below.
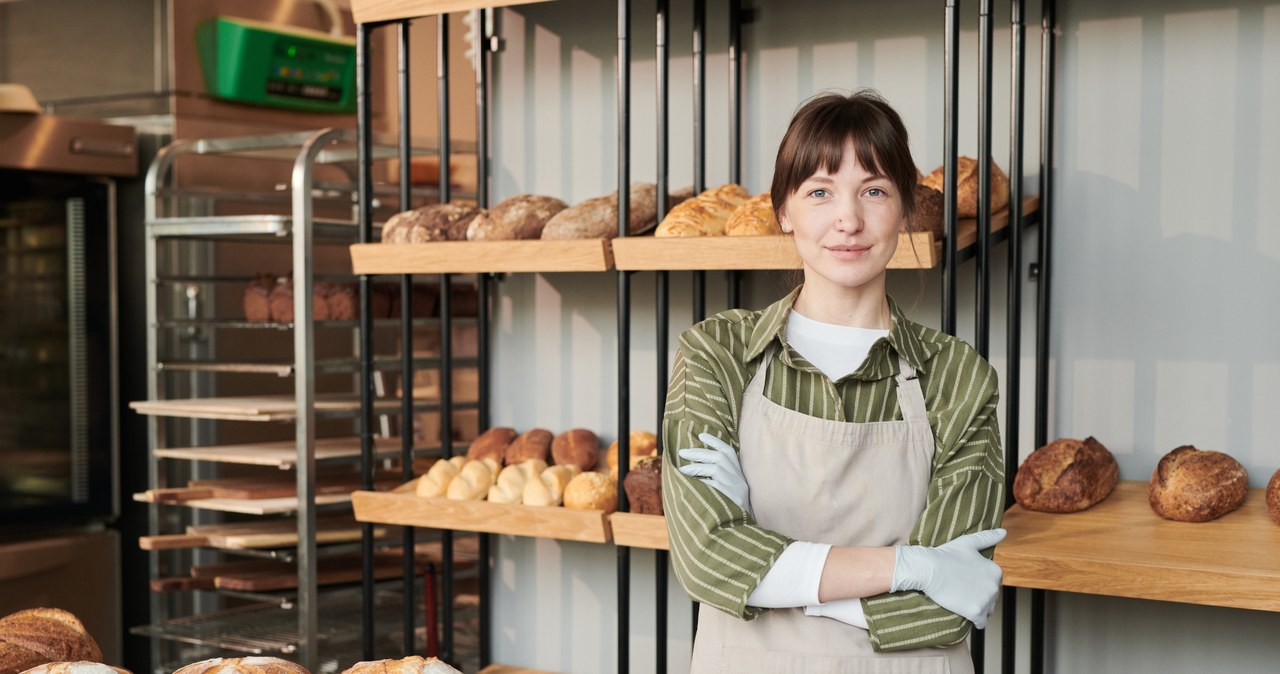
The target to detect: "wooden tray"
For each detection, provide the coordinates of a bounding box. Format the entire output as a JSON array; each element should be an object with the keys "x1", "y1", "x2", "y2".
[
  {"x1": 352, "y1": 484, "x2": 612, "y2": 544},
  {"x1": 997, "y1": 481, "x2": 1280, "y2": 612},
  {"x1": 153, "y1": 436, "x2": 400, "y2": 468},
  {"x1": 132, "y1": 491, "x2": 353, "y2": 515},
  {"x1": 350, "y1": 239, "x2": 613, "y2": 275},
  {"x1": 609, "y1": 512, "x2": 669, "y2": 550},
  {"x1": 139, "y1": 515, "x2": 390, "y2": 551}
]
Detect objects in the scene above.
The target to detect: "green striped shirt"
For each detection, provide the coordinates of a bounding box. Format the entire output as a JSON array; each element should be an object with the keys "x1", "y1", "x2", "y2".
[{"x1": 661, "y1": 287, "x2": 1005, "y2": 652}]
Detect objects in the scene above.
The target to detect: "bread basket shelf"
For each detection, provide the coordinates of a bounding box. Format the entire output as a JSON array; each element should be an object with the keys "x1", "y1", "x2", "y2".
[
  {"x1": 996, "y1": 481, "x2": 1280, "y2": 612},
  {"x1": 350, "y1": 238, "x2": 614, "y2": 274},
  {"x1": 608, "y1": 512, "x2": 669, "y2": 550},
  {"x1": 129, "y1": 394, "x2": 476, "y2": 422},
  {"x1": 352, "y1": 483, "x2": 614, "y2": 544}
]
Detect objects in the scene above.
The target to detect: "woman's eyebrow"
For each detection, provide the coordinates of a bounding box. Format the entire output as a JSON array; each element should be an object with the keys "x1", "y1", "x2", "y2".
[{"x1": 803, "y1": 176, "x2": 836, "y2": 185}]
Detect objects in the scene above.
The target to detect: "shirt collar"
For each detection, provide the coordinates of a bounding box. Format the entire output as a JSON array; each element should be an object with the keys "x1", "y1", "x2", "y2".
[{"x1": 743, "y1": 288, "x2": 940, "y2": 378}]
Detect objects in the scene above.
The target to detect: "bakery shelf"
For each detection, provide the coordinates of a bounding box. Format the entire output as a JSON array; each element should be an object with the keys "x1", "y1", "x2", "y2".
[
  {"x1": 139, "y1": 515, "x2": 390, "y2": 551},
  {"x1": 609, "y1": 512, "x2": 669, "y2": 551},
  {"x1": 154, "y1": 316, "x2": 476, "y2": 331},
  {"x1": 153, "y1": 436, "x2": 399, "y2": 468},
  {"x1": 996, "y1": 481, "x2": 1280, "y2": 612},
  {"x1": 157, "y1": 354, "x2": 474, "y2": 377},
  {"x1": 609, "y1": 196, "x2": 1040, "y2": 271},
  {"x1": 349, "y1": 239, "x2": 614, "y2": 274},
  {"x1": 351, "y1": 0, "x2": 555, "y2": 24},
  {"x1": 148, "y1": 215, "x2": 376, "y2": 242},
  {"x1": 129, "y1": 394, "x2": 477, "y2": 422},
  {"x1": 132, "y1": 491, "x2": 354, "y2": 515},
  {"x1": 352, "y1": 484, "x2": 613, "y2": 544}
]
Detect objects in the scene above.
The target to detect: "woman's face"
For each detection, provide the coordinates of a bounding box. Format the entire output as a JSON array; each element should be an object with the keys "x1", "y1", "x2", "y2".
[{"x1": 779, "y1": 139, "x2": 904, "y2": 295}]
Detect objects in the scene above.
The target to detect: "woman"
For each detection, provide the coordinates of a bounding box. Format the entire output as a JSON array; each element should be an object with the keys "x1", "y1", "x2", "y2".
[{"x1": 662, "y1": 91, "x2": 1006, "y2": 673}]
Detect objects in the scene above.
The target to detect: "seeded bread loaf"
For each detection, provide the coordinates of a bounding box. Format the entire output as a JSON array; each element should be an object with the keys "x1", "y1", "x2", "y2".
[
  {"x1": 1148, "y1": 445, "x2": 1248, "y2": 522},
  {"x1": 564, "y1": 471, "x2": 618, "y2": 513}
]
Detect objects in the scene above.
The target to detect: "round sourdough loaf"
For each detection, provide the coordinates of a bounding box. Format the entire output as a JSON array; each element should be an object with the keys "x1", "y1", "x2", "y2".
[
  {"x1": 21, "y1": 663, "x2": 130, "y2": 674},
  {"x1": 1013, "y1": 436, "x2": 1118, "y2": 513},
  {"x1": 564, "y1": 471, "x2": 618, "y2": 513},
  {"x1": 0, "y1": 608, "x2": 101, "y2": 668},
  {"x1": 1148, "y1": 445, "x2": 1248, "y2": 522},
  {"x1": 340, "y1": 656, "x2": 460, "y2": 674},
  {"x1": 172, "y1": 657, "x2": 309, "y2": 674},
  {"x1": 1267, "y1": 468, "x2": 1280, "y2": 526},
  {"x1": 551, "y1": 429, "x2": 600, "y2": 472}
]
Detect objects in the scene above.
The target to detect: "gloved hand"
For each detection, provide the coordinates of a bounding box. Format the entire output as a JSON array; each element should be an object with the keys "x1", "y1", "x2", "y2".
[
  {"x1": 677, "y1": 432, "x2": 752, "y2": 517},
  {"x1": 891, "y1": 529, "x2": 1007, "y2": 628}
]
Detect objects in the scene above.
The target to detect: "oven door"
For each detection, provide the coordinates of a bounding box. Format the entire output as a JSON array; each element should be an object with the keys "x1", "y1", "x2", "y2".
[{"x1": 0, "y1": 172, "x2": 117, "y2": 526}]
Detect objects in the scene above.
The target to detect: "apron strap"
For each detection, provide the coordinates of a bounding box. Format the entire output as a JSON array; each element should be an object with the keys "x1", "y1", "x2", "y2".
[
  {"x1": 895, "y1": 356, "x2": 928, "y2": 422},
  {"x1": 744, "y1": 342, "x2": 777, "y2": 400}
]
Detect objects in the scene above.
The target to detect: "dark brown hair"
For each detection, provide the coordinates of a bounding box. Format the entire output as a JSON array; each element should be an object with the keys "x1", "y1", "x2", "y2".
[{"x1": 770, "y1": 90, "x2": 917, "y2": 225}]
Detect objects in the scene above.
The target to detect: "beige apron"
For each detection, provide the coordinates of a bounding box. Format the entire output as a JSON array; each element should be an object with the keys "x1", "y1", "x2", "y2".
[{"x1": 689, "y1": 345, "x2": 972, "y2": 674}]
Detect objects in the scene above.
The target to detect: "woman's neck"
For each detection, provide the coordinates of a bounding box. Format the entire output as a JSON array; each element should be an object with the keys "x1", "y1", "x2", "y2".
[{"x1": 792, "y1": 282, "x2": 892, "y2": 330}]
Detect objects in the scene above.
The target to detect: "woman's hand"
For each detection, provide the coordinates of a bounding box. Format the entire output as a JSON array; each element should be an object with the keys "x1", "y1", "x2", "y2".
[
  {"x1": 677, "y1": 432, "x2": 752, "y2": 517},
  {"x1": 891, "y1": 529, "x2": 1007, "y2": 628}
]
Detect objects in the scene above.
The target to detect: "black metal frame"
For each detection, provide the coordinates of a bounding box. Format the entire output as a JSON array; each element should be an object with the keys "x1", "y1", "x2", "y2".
[{"x1": 353, "y1": 0, "x2": 1057, "y2": 671}]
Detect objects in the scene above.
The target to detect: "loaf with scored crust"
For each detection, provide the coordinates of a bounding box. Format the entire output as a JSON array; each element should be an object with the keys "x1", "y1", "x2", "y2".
[
  {"x1": 0, "y1": 608, "x2": 101, "y2": 673},
  {"x1": 920, "y1": 156, "x2": 1010, "y2": 218},
  {"x1": 655, "y1": 184, "x2": 751, "y2": 237},
  {"x1": 1148, "y1": 445, "x2": 1248, "y2": 522},
  {"x1": 172, "y1": 657, "x2": 309, "y2": 674},
  {"x1": 1013, "y1": 437, "x2": 1118, "y2": 513},
  {"x1": 340, "y1": 656, "x2": 460, "y2": 674}
]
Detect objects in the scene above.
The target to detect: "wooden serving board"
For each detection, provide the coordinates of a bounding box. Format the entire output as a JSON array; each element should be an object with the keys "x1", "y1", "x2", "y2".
[
  {"x1": 349, "y1": 239, "x2": 614, "y2": 274},
  {"x1": 997, "y1": 481, "x2": 1280, "y2": 612},
  {"x1": 609, "y1": 512, "x2": 669, "y2": 550},
  {"x1": 352, "y1": 488, "x2": 613, "y2": 544}
]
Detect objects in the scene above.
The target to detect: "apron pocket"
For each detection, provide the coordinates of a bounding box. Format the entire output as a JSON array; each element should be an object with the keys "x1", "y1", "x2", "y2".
[{"x1": 718, "y1": 647, "x2": 952, "y2": 674}]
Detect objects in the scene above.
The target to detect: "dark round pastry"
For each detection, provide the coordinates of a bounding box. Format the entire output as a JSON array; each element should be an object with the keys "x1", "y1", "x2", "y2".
[{"x1": 623, "y1": 455, "x2": 663, "y2": 515}]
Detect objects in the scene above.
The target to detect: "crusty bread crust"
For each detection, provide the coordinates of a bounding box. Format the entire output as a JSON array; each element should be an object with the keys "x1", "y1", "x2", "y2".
[
  {"x1": 1013, "y1": 437, "x2": 1119, "y2": 513},
  {"x1": 340, "y1": 655, "x2": 460, "y2": 674},
  {"x1": 171, "y1": 656, "x2": 310, "y2": 674},
  {"x1": 1148, "y1": 446, "x2": 1248, "y2": 522}
]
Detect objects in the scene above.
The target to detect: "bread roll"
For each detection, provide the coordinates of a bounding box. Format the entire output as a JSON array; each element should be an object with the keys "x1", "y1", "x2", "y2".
[
  {"x1": 623, "y1": 455, "x2": 663, "y2": 515},
  {"x1": 1267, "y1": 468, "x2": 1280, "y2": 526},
  {"x1": 20, "y1": 663, "x2": 130, "y2": 674},
  {"x1": 324, "y1": 283, "x2": 358, "y2": 321},
  {"x1": 523, "y1": 465, "x2": 580, "y2": 506},
  {"x1": 0, "y1": 608, "x2": 101, "y2": 668},
  {"x1": 466, "y1": 194, "x2": 568, "y2": 240},
  {"x1": 606, "y1": 431, "x2": 659, "y2": 480},
  {"x1": 920, "y1": 157, "x2": 1010, "y2": 218},
  {"x1": 504, "y1": 428, "x2": 552, "y2": 465},
  {"x1": 724, "y1": 192, "x2": 782, "y2": 236},
  {"x1": 540, "y1": 183, "x2": 668, "y2": 240},
  {"x1": 172, "y1": 658, "x2": 309, "y2": 674},
  {"x1": 446, "y1": 459, "x2": 495, "y2": 500},
  {"x1": 339, "y1": 656, "x2": 460, "y2": 674},
  {"x1": 1013, "y1": 437, "x2": 1118, "y2": 513},
  {"x1": 487, "y1": 459, "x2": 549, "y2": 504},
  {"x1": 551, "y1": 429, "x2": 600, "y2": 471},
  {"x1": 564, "y1": 472, "x2": 618, "y2": 513},
  {"x1": 416, "y1": 456, "x2": 466, "y2": 497},
  {"x1": 654, "y1": 184, "x2": 751, "y2": 237},
  {"x1": 244, "y1": 274, "x2": 276, "y2": 322},
  {"x1": 266, "y1": 278, "x2": 328, "y2": 323},
  {"x1": 466, "y1": 427, "x2": 517, "y2": 464},
  {"x1": 1148, "y1": 446, "x2": 1248, "y2": 522},
  {"x1": 908, "y1": 184, "x2": 944, "y2": 238}
]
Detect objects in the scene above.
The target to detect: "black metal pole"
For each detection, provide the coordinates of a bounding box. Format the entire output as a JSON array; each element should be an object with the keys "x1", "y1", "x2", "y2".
[
  {"x1": 942, "y1": 0, "x2": 960, "y2": 336},
  {"x1": 653, "y1": 3, "x2": 670, "y2": 668},
  {"x1": 437, "y1": 12, "x2": 456, "y2": 665},
  {"x1": 356, "y1": 20, "x2": 376, "y2": 662},
  {"x1": 397, "y1": 19, "x2": 418, "y2": 658},
  {"x1": 726, "y1": 0, "x2": 743, "y2": 311},
  {"x1": 617, "y1": 3, "x2": 632, "y2": 674},
  {"x1": 475, "y1": 8, "x2": 494, "y2": 669},
  {"x1": 692, "y1": 0, "x2": 707, "y2": 326},
  {"x1": 1032, "y1": 0, "x2": 1056, "y2": 671}
]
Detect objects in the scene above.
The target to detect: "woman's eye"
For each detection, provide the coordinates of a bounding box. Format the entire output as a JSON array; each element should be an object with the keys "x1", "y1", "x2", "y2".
[
  {"x1": 808, "y1": 188, "x2": 830, "y2": 198},
  {"x1": 865, "y1": 187, "x2": 886, "y2": 198}
]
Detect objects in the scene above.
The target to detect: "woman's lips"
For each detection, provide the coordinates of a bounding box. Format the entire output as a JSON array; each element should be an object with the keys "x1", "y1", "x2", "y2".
[{"x1": 825, "y1": 244, "x2": 871, "y2": 260}]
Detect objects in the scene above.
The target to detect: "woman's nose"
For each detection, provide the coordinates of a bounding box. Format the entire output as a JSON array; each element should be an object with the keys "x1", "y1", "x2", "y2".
[{"x1": 834, "y1": 201, "x2": 863, "y2": 232}]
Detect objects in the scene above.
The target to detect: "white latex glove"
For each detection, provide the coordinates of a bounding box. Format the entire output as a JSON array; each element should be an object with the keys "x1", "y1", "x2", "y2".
[
  {"x1": 677, "y1": 432, "x2": 752, "y2": 517},
  {"x1": 891, "y1": 528, "x2": 1007, "y2": 629}
]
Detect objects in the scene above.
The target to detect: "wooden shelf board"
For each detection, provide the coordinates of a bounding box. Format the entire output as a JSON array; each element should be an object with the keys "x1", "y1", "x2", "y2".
[
  {"x1": 352, "y1": 489, "x2": 612, "y2": 543},
  {"x1": 996, "y1": 481, "x2": 1280, "y2": 612},
  {"x1": 350, "y1": 239, "x2": 613, "y2": 274},
  {"x1": 129, "y1": 394, "x2": 452, "y2": 421},
  {"x1": 352, "y1": 0, "x2": 555, "y2": 24},
  {"x1": 609, "y1": 512, "x2": 669, "y2": 550},
  {"x1": 154, "y1": 436, "x2": 400, "y2": 468},
  {"x1": 132, "y1": 491, "x2": 352, "y2": 515},
  {"x1": 140, "y1": 516, "x2": 389, "y2": 551},
  {"x1": 612, "y1": 232, "x2": 937, "y2": 271}
]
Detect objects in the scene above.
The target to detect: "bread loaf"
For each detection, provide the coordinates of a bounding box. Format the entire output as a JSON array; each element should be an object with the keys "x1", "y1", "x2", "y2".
[
  {"x1": 540, "y1": 183, "x2": 673, "y2": 240},
  {"x1": 551, "y1": 429, "x2": 600, "y2": 471},
  {"x1": 416, "y1": 456, "x2": 467, "y2": 497},
  {"x1": 623, "y1": 455, "x2": 663, "y2": 515},
  {"x1": 19, "y1": 663, "x2": 130, "y2": 674},
  {"x1": 466, "y1": 194, "x2": 568, "y2": 240},
  {"x1": 487, "y1": 459, "x2": 548, "y2": 504},
  {"x1": 0, "y1": 608, "x2": 101, "y2": 670},
  {"x1": 1012, "y1": 437, "x2": 1118, "y2": 513},
  {"x1": 920, "y1": 156, "x2": 1010, "y2": 218},
  {"x1": 446, "y1": 459, "x2": 496, "y2": 500},
  {"x1": 266, "y1": 278, "x2": 329, "y2": 323},
  {"x1": 504, "y1": 428, "x2": 552, "y2": 465},
  {"x1": 382, "y1": 203, "x2": 483, "y2": 243},
  {"x1": 172, "y1": 658, "x2": 310, "y2": 674},
  {"x1": 1267, "y1": 468, "x2": 1280, "y2": 526},
  {"x1": 339, "y1": 656, "x2": 460, "y2": 674},
  {"x1": 606, "y1": 431, "x2": 658, "y2": 481},
  {"x1": 724, "y1": 192, "x2": 781, "y2": 236},
  {"x1": 908, "y1": 184, "x2": 944, "y2": 237},
  {"x1": 1148, "y1": 446, "x2": 1248, "y2": 522},
  {"x1": 466, "y1": 427, "x2": 517, "y2": 464},
  {"x1": 564, "y1": 472, "x2": 618, "y2": 513},
  {"x1": 654, "y1": 184, "x2": 751, "y2": 237},
  {"x1": 324, "y1": 283, "x2": 358, "y2": 321},
  {"x1": 244, "y1": 274, "x2": 276, "y2": 322},
  {"x1": 523, "y1": 465, "x2": 580, "y2": 506}
]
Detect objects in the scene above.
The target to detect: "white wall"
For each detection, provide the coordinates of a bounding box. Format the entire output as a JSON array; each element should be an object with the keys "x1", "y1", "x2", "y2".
[{"x1": 487, "y1": 0, "x2": 1280, "y2": 672}]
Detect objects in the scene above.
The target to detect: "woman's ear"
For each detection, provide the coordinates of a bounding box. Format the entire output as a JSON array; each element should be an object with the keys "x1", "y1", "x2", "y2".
[{"x1": 778, "y1": 208, "x2": 792, "y2": 234}]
